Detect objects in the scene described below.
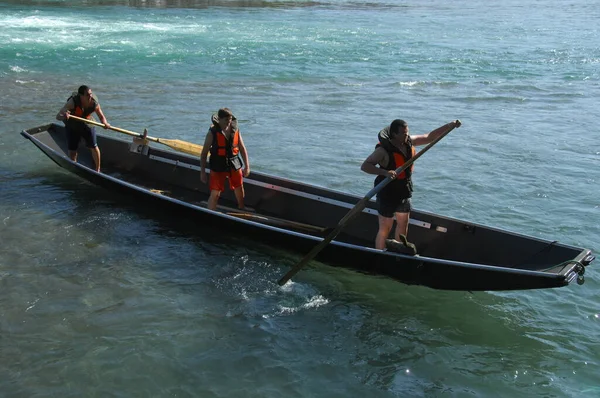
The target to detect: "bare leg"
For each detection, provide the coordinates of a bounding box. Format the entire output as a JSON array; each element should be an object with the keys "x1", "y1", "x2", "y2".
[
  {"x1": 68, "y1": 150, "x2": 78, "y2": 162},
  {"x1": 394, "y1": 211, "x2": 410, "y2": 240},
  {"x1": 233, "y1": 184, "x2": 245, "y2": 209},
  {"x1": 207, "y1": 190, "x2": 221, "y2": 210},
  {"x1": 375, "y1": 215, "x2": 394, "y2": 250},
  {"x1": 90, "y1": 146, "x2": 101, "y2": 172}
]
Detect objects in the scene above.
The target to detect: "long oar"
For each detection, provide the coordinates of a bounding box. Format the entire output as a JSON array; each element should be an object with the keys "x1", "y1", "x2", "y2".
[
  {"x1": 277, "y1": 121, "x2": 461, "y2": 286},
  {"x1": 68, "y1": 115, "x2": 203, "y2": 156}
]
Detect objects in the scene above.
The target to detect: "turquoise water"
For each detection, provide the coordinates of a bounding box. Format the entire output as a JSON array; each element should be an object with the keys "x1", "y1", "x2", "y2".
[{"x1": 1, "y1": 1, "x2": 599, "y2": 396}]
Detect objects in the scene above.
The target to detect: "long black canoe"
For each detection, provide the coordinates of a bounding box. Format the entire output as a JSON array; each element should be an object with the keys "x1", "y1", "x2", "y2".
[{"x1": 21, "y1": 123, "x2": 595, "y2": 291}]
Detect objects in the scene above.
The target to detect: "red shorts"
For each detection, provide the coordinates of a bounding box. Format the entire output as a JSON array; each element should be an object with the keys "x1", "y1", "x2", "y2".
[{"x1": 209, "y1": 169, "x2": 243, "y2": 192}]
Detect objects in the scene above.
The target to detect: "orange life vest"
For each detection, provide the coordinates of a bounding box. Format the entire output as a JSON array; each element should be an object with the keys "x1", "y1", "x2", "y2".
[
  {"x1": 374, "y1": 140, "x2": 415, "y2": 199},
  {"x1": 385, "y1": 146, "x2": 416, "y2": 179},
  {"x1": 70, "y1": 94, "x2": 97, "y2": 119},
  {"x1": 209, "y1": 126, "x2": 242, "y2": 172}
]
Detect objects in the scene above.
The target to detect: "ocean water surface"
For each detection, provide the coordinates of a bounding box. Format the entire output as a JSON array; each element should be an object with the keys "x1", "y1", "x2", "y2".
[{"x1": 1, "y1": 0, "x2": 599, "y2": 396}]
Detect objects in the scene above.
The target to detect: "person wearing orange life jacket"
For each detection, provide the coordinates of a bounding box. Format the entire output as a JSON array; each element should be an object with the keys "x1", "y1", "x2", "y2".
[
  {"x1": 56, "y1": 85, "x2": 110, "y2": 172},
  {"x1": 361, "y1": 119, "x2": 461, "y2": 250},
  {"x1": 200, "y1": 108, "x2": 250, "y2": 211}
]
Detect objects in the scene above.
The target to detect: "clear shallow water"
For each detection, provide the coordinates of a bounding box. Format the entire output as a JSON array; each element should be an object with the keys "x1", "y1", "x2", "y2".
[{"x1": 1, "y1": 1, "x2": 599, "y2": 396}]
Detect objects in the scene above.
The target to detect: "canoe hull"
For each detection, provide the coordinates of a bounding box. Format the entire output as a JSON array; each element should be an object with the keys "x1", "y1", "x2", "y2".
[{"x1": 21, "y1": 124, "x2": 594, "y2": 291}]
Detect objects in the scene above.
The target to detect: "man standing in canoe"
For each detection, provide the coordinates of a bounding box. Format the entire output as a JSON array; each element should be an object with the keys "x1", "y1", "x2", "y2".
[
  {"x1": 56, "y1": 85, "x2": 110, "y2": 172},
  {"x1": 200, "y1": 108, "x2": 251, "y2": 211},
  {"x1": 361, "y1": 119, "x2": 461, "y2": 250}
]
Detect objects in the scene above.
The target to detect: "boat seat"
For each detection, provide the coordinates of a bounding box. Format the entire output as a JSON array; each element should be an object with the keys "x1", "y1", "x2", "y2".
[{"x1": 199, "y1": 201, "x2": 326, "y2": 235}]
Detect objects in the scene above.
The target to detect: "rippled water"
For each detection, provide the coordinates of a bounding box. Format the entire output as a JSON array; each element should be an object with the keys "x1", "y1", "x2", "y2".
[{"x1": 1, "y1": 0, "x2": 599, "y2": 396}]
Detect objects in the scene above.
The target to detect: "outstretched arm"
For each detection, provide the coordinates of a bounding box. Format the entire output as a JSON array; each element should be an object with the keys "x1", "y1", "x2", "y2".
[{"x1": 412, "y1": 120, "x2": 461, "y2": 146}]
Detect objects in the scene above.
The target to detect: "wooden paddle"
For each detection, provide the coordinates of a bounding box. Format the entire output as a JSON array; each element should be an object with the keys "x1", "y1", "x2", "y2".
[
  {"x1": 68, "y1": 115, "x2": 203, "y2": 156},
  {"x1": 277, "y1": 120, "x2": 461, "y2": 286}
]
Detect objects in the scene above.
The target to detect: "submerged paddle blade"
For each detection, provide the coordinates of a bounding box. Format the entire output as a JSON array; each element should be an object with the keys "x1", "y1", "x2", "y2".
[{"x1": 156, "y1": 138, "x2": 203, "y2": 156}]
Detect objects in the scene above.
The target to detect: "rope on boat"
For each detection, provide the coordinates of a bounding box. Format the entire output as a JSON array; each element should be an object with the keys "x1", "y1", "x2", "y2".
[
  {"x1": 513, "y1": 240, "x2": 560, "y2": 270},
  {"x1": 540, "y1": 259, "x2": 583, "y2": 273}
]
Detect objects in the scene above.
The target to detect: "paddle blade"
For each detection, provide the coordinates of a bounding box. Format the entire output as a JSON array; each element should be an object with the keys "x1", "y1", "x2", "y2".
[{"x1": 157, "y1": 138, "x2": 203, "y2": 156}]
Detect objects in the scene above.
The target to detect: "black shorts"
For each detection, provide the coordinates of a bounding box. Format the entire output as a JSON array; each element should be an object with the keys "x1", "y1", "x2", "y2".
[
  {"x1": 376, "y1": 195, "x2": 412, "y2": 218},
  {"x1": 66, "y1": 123, "x2": 97, "y2": 151}
]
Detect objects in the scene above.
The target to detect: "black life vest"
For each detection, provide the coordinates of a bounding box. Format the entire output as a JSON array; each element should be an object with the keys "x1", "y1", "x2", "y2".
[
  {"x1": 69, "y1": 94, "x2": 97, "y2": 119},
  {"x1": 65, "y1": 94, "x2": 97, "y2": 130},
  {"x1": 374, "y1": 137, "x2": 415, "y2": 200}
]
